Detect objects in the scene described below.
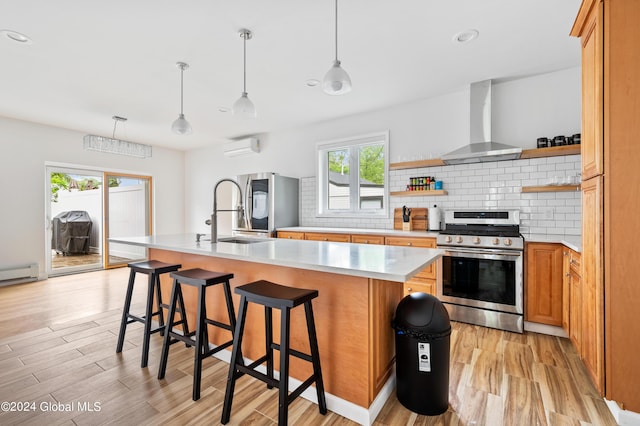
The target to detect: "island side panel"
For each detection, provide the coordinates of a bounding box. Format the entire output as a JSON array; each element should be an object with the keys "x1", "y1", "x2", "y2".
[
  {"x1": 368, "y1": 278, "x2": 404, "y2": 402},
  {"x1": 150, "y1": 248, "x2": 371, "y2": 407}
]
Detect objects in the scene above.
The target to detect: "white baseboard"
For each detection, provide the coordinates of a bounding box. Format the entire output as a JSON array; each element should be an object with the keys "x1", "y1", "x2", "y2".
[
  {"x1": 210, "y1": 345, "x2": 391, "y2": 425},
  {"x1": 606, "y1": 399, "x2": 640, "y2": 425}
]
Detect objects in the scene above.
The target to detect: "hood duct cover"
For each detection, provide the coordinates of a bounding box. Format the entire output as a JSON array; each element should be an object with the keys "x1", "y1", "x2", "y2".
[{"x1": 441, "y1": 80, "x2": 522, "y2": 165}]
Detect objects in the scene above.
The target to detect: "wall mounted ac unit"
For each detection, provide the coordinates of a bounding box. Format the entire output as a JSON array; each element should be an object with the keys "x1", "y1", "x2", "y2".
[{"x1": 223, "y1": 138, "x2": 260, "y2": 157}]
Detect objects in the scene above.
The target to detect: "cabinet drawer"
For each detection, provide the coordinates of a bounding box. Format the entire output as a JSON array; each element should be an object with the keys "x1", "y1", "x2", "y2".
[
  {"x1": 385, "y1": 236, "x2": 436, "y2": 248},
  {"x1": 277, "y1": 231, "x2": 305, "y2": 240},
  {"x1": 386, "y1": 236, "x2": 437, "y2": 279},
  {"x1": 403, "y1": 278, "x2": 436, "y2": 297},
  {"x1": 304, "y1": 232, "x2": 351, "y2": 243},
  {"x1": 351, "y1": 234, "x2": 385, "y2": 245}
]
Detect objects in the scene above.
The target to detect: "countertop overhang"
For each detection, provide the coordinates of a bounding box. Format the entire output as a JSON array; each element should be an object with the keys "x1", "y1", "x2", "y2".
[{"x1": 110, "y1": 234, "x2": 443, "y2": 282}]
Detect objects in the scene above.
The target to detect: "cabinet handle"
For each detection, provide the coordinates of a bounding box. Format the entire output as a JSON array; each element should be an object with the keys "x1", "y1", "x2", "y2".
[
  {"x1": 287, "y1": 236, "x2": 292, "y2": 239},
  {"x1": 364, "y1": 240, "x2": 369, "y2": 244},
  {"x1": 407, "y1": 242, "x2": 412, "y2": 246},
  {"x1": 323, "y1": 238, "x2": 328, "y2": 241},
  {"x1": 407, "y1": 287, "x2": 412, "y2": 291}
]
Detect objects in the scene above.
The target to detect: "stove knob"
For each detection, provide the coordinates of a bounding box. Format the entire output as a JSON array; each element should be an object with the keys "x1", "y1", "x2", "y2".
[
  {"x1": 473, "y1": 237, "x2": 481, "y2": 244},
  {"x1": 445, "y1": 236, "x2": 453, "y2": 243},
  {"x1": 504, "y1": 238, "x2": 512, "y2": 246},
  {"x1": 492, "y1": 238, "x2": 500, "y2": 245},
  {"x1": 456, "y1": 236, "x2": 464, "y2": 244}
]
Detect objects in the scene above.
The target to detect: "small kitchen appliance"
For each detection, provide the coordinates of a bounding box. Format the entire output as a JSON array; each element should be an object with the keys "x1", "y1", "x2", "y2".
[{"x1": 436, "y1": 209, "x2": 524, "y2": 333}]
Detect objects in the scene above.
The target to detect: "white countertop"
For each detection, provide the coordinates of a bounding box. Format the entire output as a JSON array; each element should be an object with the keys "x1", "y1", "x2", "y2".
[
  {"x1": 524, "y1": 234, "x2": 581, "y2": 252},
  {"x1": 110, "y1": 234, "x2": 443, "y2": 283},
  {"x1": 278, "y1": 226, "x2": 441, "y2": 238},
  {"x1": 279, "y1": 227, "x2": 582, "y2": 252}
]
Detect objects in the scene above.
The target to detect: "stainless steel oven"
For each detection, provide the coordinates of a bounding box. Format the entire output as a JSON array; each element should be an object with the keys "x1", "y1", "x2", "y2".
[{"x1": 436, "y1": 209, "x2": 524, "y2": 333}]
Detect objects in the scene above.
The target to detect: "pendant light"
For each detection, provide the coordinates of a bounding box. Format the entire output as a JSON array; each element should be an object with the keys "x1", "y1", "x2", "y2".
[
  {"x1": 233, "y1": 29, "x2": 256, "y2": 118},
  {"x1": 323, "y1": 0, "x2": 351, "y2": 95},
  {"x1": 172, "y1": 62, "x2": 192, "y2": 135}
]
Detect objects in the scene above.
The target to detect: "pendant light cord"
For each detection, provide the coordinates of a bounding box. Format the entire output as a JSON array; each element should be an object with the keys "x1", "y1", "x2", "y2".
[
  {"x1": 334, "y1": 0, "x2": 339, "y2": 62},
  {"x1": 180, "y1": 65, "x2": 185, "y2": 115},
  {"x1": 242, "y1": 32, "x2": 247, "y2": 93}
]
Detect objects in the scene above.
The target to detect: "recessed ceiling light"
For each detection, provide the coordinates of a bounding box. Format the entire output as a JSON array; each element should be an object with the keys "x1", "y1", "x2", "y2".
[
  {"x1": 306, "y1": 79, "x2": 320, "y2": 87},
  {"x1": 218, "y1": 107, "x2": 230, "y2": 113},
  {"x1": 1, "y1": 30, "x2": 33, "y2": 45},
  {"x1": 453, "y1": 29, "x2": 479, "y2": 44}
]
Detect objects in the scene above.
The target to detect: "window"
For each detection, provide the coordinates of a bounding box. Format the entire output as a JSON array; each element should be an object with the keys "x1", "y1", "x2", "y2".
[{"x1": 317, "y1": 131, "x2": 389, "y2": 217}]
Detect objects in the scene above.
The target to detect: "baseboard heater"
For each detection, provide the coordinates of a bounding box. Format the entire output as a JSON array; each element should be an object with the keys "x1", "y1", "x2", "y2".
[{"x1": 0, "y1": 263, "x2": 39, "y2": 286}]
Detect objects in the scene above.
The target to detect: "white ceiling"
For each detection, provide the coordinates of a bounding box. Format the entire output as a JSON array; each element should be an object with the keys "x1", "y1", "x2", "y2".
[{"x1": 0, "y1": 0, "x2": 582, "y2": 151}]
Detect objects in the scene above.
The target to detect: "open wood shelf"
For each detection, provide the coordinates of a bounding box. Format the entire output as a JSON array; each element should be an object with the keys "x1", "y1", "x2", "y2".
[
  {"x1": 389, "y1": 145, "x2": 581, "y2": 170},
  {"x1": 389, "y1": 159, "x2": 445, "y2": 170},
  {"x1": 390, "y1": 190, "x2": 448, "y2": 196},
  {"x1": 521, "y1": 185, "x2": 580, "y2": 193},
  {"x1": 520, "y1": 144, "x2": 581, "y2": 159}
]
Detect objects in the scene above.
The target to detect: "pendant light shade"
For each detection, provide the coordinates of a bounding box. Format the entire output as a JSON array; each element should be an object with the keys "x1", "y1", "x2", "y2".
[
  {"x1": 172, "y1": 62, "x2": 192, "y2": 135},
  {"x1": 323, "y1": 60, "x2": 351, "y2": 95},
  {"x1": 323, "y1": 0, "x2": 351, "y2": 95},
  {"x1": 233, "y1": 29, "x2": 256, "y2": 118}
]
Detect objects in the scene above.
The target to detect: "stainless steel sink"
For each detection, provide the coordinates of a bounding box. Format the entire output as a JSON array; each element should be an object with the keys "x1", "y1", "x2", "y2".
[{"x1": 217, "y1": 237, "x2": 267, "y2": 244}]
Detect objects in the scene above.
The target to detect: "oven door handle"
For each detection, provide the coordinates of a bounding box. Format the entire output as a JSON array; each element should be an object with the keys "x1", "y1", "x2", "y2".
[{"x1": 442, "y1": 248, "x2": 522, "y2": 257}]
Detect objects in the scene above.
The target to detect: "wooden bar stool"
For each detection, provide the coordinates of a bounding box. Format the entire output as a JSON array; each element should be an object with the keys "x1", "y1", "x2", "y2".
[
  {"x1": 221, "y1": 280, "x2": 327, "y2": 426},
  {"x1": 116, "y1": 260, "x2": 182, "y2": 368},
  {"x1": 157, "y1": 268, "x2": 236, "y2": 401}
]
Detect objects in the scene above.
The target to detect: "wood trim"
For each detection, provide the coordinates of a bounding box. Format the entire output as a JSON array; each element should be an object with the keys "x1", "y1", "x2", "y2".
[
  {"x1": 520, "y1": 145, "x2": 580, "y2": 159},
  {"x1": 390, "y1": 190, "x2": 447, "y2": 197},
  {"x1": 368, "y1": 279, "x2": 403, "y2": 402},
  {"x1": 521, "y1": 185, "x2": 580, "y2": 193},
  {"x1": 389, "y1": 159, "x2": 445, "y2": 170},
  {"x1": 570, "y1": 0, "x2": 600, "y2": 37}
]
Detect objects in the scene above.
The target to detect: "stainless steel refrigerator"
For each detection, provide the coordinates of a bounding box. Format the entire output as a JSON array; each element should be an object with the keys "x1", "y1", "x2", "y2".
[{"x1": 232, "y1": 173, "x2": 299, "y2": 237}]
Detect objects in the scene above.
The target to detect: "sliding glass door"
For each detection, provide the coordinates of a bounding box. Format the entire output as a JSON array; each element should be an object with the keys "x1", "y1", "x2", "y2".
[{"x1": 104, "y1": 173, "x2": 152, "y2": 268}]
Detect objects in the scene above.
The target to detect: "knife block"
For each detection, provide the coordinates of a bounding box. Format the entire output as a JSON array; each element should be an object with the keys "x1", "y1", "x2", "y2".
[
  {"x1": 402, "y1": 221, "x2": 412, "y2": 231},
  {"x1": 394, "y1": 208, "x2": 427, "y2": 231}
]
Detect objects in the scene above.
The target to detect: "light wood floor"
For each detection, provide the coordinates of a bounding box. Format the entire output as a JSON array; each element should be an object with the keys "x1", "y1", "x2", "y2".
[{"x1": 0, "y1": 268, "x2": 617, "y2": 425}]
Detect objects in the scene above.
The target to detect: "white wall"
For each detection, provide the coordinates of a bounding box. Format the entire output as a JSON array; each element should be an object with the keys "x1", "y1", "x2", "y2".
[
  {"x1": 0, "y1": 116, "x2": 185, "y2": 278},
  {"x1": 184, "y1": 67, "x2": 581, "y2": 234}
]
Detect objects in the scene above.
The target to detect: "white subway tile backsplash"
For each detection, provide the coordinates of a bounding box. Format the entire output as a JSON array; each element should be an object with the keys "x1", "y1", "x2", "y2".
[{"x1": 299, "y1": 156, "x2": 581, "y2": 235}]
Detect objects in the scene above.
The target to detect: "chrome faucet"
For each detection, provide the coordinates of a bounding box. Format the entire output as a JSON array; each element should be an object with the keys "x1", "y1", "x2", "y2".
[{"x1": 205, "y1": 178, "x2": 244, "y2": 243}]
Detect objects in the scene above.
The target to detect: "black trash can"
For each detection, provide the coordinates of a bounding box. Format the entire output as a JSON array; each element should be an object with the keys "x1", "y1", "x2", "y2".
[{"x1": 392, "y1": 292, "x2": 451, "y2": 415}]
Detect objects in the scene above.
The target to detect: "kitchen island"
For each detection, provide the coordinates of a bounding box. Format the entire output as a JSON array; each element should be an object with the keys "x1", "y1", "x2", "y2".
[{"x1": 110, "y1": 234, "x2": 442, "y2": 425}]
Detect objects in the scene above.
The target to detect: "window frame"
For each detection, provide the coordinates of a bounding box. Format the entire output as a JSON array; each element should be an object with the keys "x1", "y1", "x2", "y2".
[{"x1": 316, "y1": 131, "x2": 389, "y2": 218}]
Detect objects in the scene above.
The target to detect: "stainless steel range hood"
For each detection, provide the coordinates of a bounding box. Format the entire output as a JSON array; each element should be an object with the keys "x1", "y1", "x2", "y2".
[{"x1": 441, "y1": 80, "x2": 522, "y2": 165}]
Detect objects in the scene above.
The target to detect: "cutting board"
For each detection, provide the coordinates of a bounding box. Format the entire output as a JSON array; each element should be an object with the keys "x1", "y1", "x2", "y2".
[{"x1": 393, "y1": 207, "x2": 428, "y2": 231}]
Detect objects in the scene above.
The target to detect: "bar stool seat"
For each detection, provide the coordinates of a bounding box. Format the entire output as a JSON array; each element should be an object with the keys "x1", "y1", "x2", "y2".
[
  {"x1": 221, "y1": 280, "x2": 327, "y2": 426},
  {"x1": 116, "y1": 260, "x2": 181, "y2": 368},
  {"x1": 157, "y1": 268, "x2": 236, "y2": 401}
]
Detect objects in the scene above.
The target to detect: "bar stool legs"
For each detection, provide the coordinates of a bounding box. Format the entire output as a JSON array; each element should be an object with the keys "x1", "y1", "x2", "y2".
[
  {"x1": 157, "y1": 269, "x2": 236, "y2": 401},
  {"x1": 221, "y1": 280, "x2": 327, "y2": 426},
  {"x1": 116, "y1": 261, "x2": 181, "y2": 368}
]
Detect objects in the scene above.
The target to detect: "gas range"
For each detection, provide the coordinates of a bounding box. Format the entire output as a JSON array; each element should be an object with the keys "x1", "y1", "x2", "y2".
[
  {"x1": 436, "y1": 210, "x2": 523, "y2": 250},
  {"x1": 435, "y1": 209, "x2": 524, "y2": 333}
]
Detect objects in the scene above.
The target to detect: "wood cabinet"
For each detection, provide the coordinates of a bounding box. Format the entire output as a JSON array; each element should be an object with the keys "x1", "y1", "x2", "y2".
[
  {"x1": 403, "y1": 277, "x2": 435, "y2": 297},
  {"x1": 572, "y1": 0, "x2": 640, "y2": 408},
  {"x1": 277, "y1": 231, "x2": 438, "y2": 296},
  {"x1": 350, "y1": 234, "x2": 385, "y2": 245},
  {"x1": 580, "y1": 176, "x2": 604, "y2": 393},
  {"x1": 277, "y1": 231, "x2": 305, "y2": 240},
  {"x1": 568, "y1": 251, "x2": 582, "y2": 350},
  {"x1": 386, "y1": 236, "x2": 437, "y2": 296},
  {"x1": 562, "y1": 250, "x2": 571, "y2": 333},
  {"x1": 575, "y1": 0, "x2": 603, "y2": 180},
  {"x1": 303, "y1": 232, "x2": 351, "y2": 243},
  {"x1": 525, "y1": 242, "x2": 564, "y2": 326}
]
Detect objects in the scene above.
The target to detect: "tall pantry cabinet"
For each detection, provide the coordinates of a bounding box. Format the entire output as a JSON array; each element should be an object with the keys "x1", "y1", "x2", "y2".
[{"x1": 572, "y1": 0, "x2": 640, "y2": 412}]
